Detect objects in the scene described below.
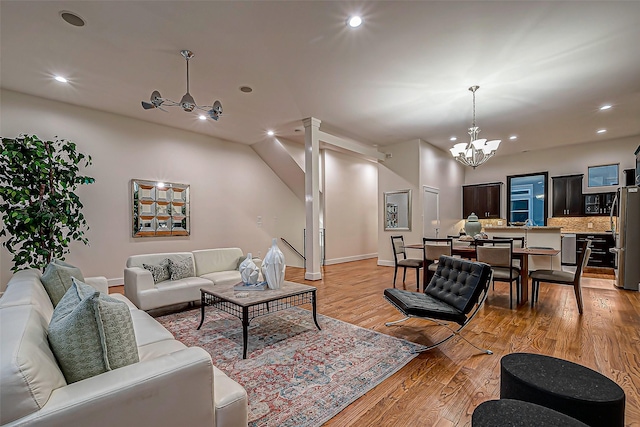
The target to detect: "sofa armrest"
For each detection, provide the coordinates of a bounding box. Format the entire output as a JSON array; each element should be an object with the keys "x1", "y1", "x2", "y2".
[
  {"x1": 124, "y1": 267, "x2": 155, "y2": 309},
  {"x1": 84, "y1": 276, "x2": 109, "y2": 294},
  {"x1": 7, "y1": 347, "x2": 221, "y2": 427}
]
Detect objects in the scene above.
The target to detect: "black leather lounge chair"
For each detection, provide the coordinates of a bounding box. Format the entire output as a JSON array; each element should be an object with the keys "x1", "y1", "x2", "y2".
[{"x1": 384, "y1": 255, "x2": 493, "y2": 354}]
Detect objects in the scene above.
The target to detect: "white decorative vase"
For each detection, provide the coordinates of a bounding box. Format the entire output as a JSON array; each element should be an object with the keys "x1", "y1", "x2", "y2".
[
  {"x1": 262, "y1": 238, "x2": 285, "y2": 290},
  {"x1": 239, "y1": 253, "x2": 259, "y2": 285}
]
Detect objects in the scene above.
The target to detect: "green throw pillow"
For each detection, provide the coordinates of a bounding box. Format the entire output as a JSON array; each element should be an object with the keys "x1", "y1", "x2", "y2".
[
  {"x1": 143, "y1": 258, "x2": 171, "y2": 283},
  {"x1": 167, "y1": 257, "x2": 194, "y2": 280},
  {"x1": 48, "y1": 280, "x2": 139, "y2": 384},
  {"x1": 40, "y1": 259, "x2": 85, "y2": 307}
]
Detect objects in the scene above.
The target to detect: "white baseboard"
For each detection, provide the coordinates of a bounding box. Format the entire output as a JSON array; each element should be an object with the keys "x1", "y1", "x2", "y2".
[
  {"x1": 377, "y1": 260, "x2": 394, "y2": 267},
  {"x1": 108, "y1": 278, "x2": 123, "y2": 287},
  {"x1": 305, "y1": 271, "x2": 322, "y2": 280},
  {"x1": 324, "y1": 253, "x2": 378, "y2": 266}
]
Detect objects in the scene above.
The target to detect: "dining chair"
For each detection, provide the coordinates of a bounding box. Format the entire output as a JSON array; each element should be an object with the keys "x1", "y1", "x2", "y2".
[
  {"x1": 422, "y1": 237, "x2": 453, "y2": 291},
  {"x1": 530, "y1": 240, "x2": 592, "y2": 314},
  {"x1": 476, "y1": 239, "x2": 521, "y2": 309},
  {"x1": 492, "y1": 236, "x2": 524, "y2": 269},
  {"x1": 390, "y1": 235, "x2": 423, "y2": 291}
]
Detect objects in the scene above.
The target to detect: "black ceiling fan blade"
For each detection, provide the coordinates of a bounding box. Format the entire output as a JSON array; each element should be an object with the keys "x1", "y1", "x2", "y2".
[{"x1": 141, "y1": 101, "x2": 155, "y2": 110}]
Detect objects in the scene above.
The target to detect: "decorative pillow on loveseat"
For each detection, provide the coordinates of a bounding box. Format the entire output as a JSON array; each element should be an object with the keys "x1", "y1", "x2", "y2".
[
  {"x1": 40, "y1": 259, "x2": 85, "y2": 307},
  {"x1": 48, "y1": 279, "x2": 139, "y2": 384},
  {"x1": 167, "y1": 258, "x2": 194, "y2": 280},
  {"x1": 143, "y1": 259, "x2": 170, "y2": 283}
]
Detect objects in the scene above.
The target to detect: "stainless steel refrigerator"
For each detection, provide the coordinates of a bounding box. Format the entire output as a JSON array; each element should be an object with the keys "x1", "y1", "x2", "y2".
[{"x1": 611, "y1": 186, "x2": 640, "y2": 290}]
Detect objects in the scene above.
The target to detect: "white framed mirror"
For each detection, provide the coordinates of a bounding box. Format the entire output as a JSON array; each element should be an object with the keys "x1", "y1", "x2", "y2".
[{"x1": 384, "y1": 190, "x2": 412, "y2": 231}]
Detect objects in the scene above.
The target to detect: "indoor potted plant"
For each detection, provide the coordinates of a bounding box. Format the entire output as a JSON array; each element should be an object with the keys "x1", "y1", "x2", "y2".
[{"x1": 0, "y1": 134, "x2": 95, "y2": 271}]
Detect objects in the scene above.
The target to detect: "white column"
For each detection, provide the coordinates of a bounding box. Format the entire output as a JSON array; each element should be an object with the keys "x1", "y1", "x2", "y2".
[{"x1": 302, "y1": 117, "x2": 322, "y2": 280}]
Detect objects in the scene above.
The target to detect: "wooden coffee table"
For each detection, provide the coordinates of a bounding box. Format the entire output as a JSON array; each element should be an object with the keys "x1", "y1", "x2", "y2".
[{"x1": 198, "y1": 281, "x2": 320, "y2": 359}]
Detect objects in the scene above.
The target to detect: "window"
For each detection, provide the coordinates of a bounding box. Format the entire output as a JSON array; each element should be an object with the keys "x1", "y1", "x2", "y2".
[
  {"x1": 588, "y1": 164, "x2": 619, "y2": 187},
  {"x1": 507, "y1": 172, "x2": 548, "y2": 226}
]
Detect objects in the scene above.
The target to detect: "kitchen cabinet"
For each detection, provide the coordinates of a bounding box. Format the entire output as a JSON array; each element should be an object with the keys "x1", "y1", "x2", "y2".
[
  {"x1": 584, "y1": 192, "x2": 617, "y2": 216},
  {"x1": 552, "y1": 174, "x2": 583, "y2": 217},
  {"x1": 463, "y1": 183, "x2": 502, "y2": 219},
  {"x1": 576, "y1": 233, "x2": 614, "y2": 268}
]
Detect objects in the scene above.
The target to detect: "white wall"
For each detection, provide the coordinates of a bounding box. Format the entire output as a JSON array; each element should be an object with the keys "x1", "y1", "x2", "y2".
[
  {"x1": 464, "y1": 135, "x2": 639, "y2": 219},
  {"x1": 419, "y1": 139, "x2": 466, "y2": 237},
  {"x1": 378, "y1": 139, "x2": 465, "y2": 265},
  {"x1": 0, "y1": 90, "x2": 306, "y2": 288},
  {"x1": 323, "y1": 150, "x2": 378, "y2": 264}
]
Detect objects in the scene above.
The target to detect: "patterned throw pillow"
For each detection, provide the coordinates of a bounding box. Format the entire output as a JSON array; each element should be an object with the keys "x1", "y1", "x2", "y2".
[
  {"x1": 48, "y1": 280, "x2": 139, "y2": 384},
  {"x1": 167, "y1": 257, "x2": 194, "y2": 280},
  {"x1": 143, "y1": 259, "x2": 170, "y2": 283},
  {"x1": 40, "y1": 259, "x2": 85, "y2": 307}
]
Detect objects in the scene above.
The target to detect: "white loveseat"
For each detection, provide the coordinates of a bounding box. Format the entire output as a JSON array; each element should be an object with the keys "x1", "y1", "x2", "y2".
[
  {"x1": 0, "y1": 269, "x2": 248, "y2": 427},
  {"x1": 124, "y1": 248, "x2": 259, "y2": 311}
]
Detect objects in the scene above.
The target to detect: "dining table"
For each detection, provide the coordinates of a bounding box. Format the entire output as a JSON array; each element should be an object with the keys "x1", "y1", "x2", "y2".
[{"x1": 403, "y1": 243, "x2": 560, "y2": 305}]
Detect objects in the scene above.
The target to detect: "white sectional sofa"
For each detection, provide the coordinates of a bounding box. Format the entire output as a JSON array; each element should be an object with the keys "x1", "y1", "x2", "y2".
[
  {"x1": 0, "y1": 269, "x2": 248, "y2": 427},
  {"x1": 124, "y1": 248, "x2": 259, "y2": 311}
]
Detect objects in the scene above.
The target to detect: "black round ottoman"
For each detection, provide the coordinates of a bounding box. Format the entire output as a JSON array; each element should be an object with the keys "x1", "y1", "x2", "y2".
[
  {"x1": 472, "y1": 399, "x2": 589, "y2": 426},
  {"x1": 500, "y1": 353, "x2": 625, "y2": 427}
]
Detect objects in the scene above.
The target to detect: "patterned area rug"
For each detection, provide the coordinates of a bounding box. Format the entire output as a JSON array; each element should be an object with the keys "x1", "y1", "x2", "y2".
[{"x1": 156, "y1": 307, "x2": 423, "y2": 427}]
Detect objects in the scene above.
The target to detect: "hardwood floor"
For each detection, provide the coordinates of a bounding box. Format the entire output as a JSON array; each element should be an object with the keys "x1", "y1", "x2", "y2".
[
  {"x1": 283, "y1": 259, "x2": 640, "y2": 426},
  {"x1": 111, "y1": 260, "x2": 640, "y2": 426}
]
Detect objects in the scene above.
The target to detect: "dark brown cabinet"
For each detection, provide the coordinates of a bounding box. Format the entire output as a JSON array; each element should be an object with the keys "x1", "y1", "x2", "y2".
[
  {"x1": 463, "y1": 183, "x2": 502, "y2": 219},
  {"x1": 577, "y1": 233, "x2": 614, "y2": 268},
  {"x1": 584, "y1": 192, "x2": 617, "y2": 216},
  {"x1": 552, "y1": 175, "x2": 583, "y2": 217}
]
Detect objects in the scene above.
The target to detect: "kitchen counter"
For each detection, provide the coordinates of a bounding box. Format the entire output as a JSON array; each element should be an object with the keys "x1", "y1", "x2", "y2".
[
  {"x1": 561, "y1": 230, "x2": 613, "y2": 235},
  {"x1": 484, "y1": 226, "x2": 562, "y2": 231}
]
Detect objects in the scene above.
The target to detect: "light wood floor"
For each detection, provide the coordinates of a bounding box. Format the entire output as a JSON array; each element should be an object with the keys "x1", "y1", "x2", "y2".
[
  {"x1": 111, "y1": 260, "x2": 640, "y2": 426},
  {"x1": 283, "y1": 259, "x2": 640, "y2": 427}
]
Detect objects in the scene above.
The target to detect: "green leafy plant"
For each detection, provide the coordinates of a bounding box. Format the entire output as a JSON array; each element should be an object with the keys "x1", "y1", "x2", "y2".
[{"x1": 0, "y1": 134, "x2": 95, "y2": 271}]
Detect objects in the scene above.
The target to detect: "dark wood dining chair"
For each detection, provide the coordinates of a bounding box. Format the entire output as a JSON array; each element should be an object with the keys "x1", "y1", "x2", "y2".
[
  {"x1": 476, "y1": 239, "x2": 521, "y2": 309},
  {"x1": 390, "y1": 235, "x2": 423, "y2": 291},
  {"x1": 530, "y1": 240, "x2": 592, "y2": 314}
]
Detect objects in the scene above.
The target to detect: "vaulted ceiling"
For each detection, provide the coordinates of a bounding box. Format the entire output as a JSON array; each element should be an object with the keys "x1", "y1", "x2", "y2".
[{"x1": 2, "y1": 1, "x2": 640, "y2": 158}]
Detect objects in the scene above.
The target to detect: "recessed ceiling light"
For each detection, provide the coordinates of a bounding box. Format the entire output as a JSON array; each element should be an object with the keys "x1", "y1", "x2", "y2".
[
  {"x1": 347, "y1": 16, "x2": 362, "y2": 28},
  {"x1": 54, "y1": 76, "x2": 68, "y2": 83},
  {"x1": 239, "y1": 86, "x2": 253, "y2": 93},
  {"x1": 60, "y1": 11, "x2": 85, "y2": 27},
  {"x1": 267, "y1": 130, "x2": 275, "y2": 136},
  {"x1": 597, "y1": 129, "x2": 607, "y2": 134},
  {"x1": 509, "y1": 135, "x2": 518, "y2": 140},
  {"x1": 198, "y1": 115, "x2": 206, "y2": 120},
  {"x1": 600, "y1": 104, "x2": 612, "y2": 111},
  {"x1": 449, "y1": 136, "x2": 457, "y2": 141}
]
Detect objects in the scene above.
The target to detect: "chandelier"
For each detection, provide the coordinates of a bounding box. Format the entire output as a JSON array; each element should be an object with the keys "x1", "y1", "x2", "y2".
[
  {"x1": 449, "y1": 85, "x2": 500, "y2": 168},
  {"x1": 141, "y1": 50, "x2": 222, "y2": 121}
]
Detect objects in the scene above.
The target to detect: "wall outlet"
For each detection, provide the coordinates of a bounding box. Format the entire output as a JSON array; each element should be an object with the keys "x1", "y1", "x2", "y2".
[
  {"x1": 588, "y1": 222, "x2": 593, "y2": 229},
  {"x1": 257, "y1": 216, "x2": 262, "y2": 227},
  {"x1": 497, "y1": 220, "x2": 503, "y2": 226}
]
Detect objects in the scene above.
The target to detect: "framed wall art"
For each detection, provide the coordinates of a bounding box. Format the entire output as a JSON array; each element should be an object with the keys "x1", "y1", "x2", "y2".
[{"x1": 132, "y1": 179, "x2": 190, "y2": 237}]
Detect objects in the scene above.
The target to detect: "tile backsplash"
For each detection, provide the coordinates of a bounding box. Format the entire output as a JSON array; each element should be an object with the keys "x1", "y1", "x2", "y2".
[{"x1": 547, "y1": 216, "x2": 616, "y2": 233}]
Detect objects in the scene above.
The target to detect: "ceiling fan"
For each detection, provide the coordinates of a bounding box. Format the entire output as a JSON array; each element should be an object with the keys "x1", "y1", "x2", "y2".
[{"x1": 141, "y1": 50, "x2": 223, "y2": 121}]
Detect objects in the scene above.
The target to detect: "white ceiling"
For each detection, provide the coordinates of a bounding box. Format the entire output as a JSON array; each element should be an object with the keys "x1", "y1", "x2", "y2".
[{"x1": 2, "y1": 1, "x2": 640, "y2": 158}]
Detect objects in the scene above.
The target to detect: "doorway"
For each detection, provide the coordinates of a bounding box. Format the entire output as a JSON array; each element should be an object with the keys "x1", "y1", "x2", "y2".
[{"x1": 423, "y1": 186, "x2": 440, "y2": 238}]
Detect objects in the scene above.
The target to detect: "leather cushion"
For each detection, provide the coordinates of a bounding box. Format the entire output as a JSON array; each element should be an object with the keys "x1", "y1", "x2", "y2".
[
  {"x1": 425, "y1": 256, "x2": 492, "y2": 314},
  {"x1": 384, "y1": 288, "x2": 466, "y2": 324},
  {"x1": 530, "y1": 269, "x2": 574, "y2": 284}
]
